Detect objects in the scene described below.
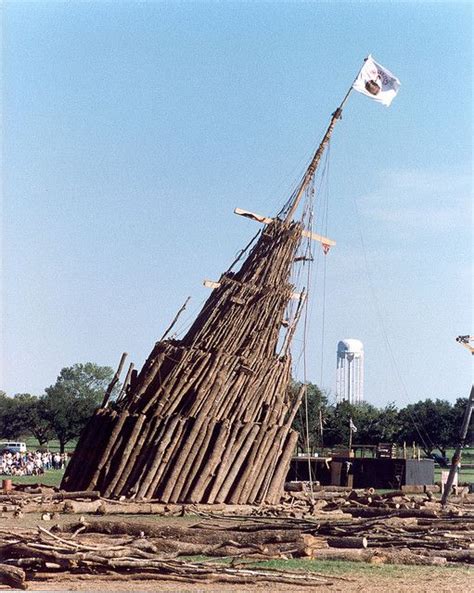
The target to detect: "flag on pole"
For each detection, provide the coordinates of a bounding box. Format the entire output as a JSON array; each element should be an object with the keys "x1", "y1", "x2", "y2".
[
  {"x1": 352, "y1": 55, "x2": 401, "y2": 107},
  {"x1": 349, "y1": 418, "x2": 358, "y2": 433}
]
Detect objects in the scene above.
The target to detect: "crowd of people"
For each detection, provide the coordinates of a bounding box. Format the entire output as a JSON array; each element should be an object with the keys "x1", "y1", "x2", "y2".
[{"x1": 0, "y1": 450, "x2": 68, "y2": 476}]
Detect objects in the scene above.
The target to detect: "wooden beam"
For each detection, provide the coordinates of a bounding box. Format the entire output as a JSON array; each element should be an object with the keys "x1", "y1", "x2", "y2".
[
  {"x1": 301, "y1": 229, "x2": 336, "y2": 247},
  {"x1": 203, "y1": 280, "x2": 221, "y2": 289},
  {"x1": 203, "y1": 282, "x2": 305, "y2": 302},
  {"x1": 234, "y1": 208, "x2": 273, "y2": 225},
  {"x1": 234, "y1": 207, "x2": 335, "y2": 247}
]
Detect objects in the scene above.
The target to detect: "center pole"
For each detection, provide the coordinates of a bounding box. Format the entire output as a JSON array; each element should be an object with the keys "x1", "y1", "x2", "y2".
[
  {"x1": 284, "y1": 54, "x2": 372, "y2": 224},
  {"x1": 284, "y1": 85, "x2": 354, "y2": 223}
]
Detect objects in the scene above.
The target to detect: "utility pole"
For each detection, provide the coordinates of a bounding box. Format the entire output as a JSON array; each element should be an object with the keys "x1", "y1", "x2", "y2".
[{"x1": 441, "y1": 336, "x2": 474, "y2": 505}]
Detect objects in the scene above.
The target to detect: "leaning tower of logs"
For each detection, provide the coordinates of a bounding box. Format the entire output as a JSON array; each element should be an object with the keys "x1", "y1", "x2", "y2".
[
  {"x1": 62, "y1": 95, "x2": 343, "y2": 504},
  {"x1": 62, "y1": 218, "x2": 306, "y2": 504}
]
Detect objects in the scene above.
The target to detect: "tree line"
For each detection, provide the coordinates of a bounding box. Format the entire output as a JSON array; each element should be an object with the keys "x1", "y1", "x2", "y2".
[
  {"x1": 290, "y1": 382, "x2": 469, "y2": 458},
  {"x1": 0, "y1": 363, "x2": 115, "y2": 453},
  {"x1": 0, "y1": 363, "x2": 470, "y2": 457}
]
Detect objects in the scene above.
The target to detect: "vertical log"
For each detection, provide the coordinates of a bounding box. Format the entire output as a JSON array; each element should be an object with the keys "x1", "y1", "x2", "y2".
[
  {"x1": 135, "y1": 414, "x2": 182, "y2": 499},
  {"x1": 167, "y1": 416, "x2": 210, "y2": 502},
  {"x1": 263, "y1": 429, "x2": 299, "y2": 504},
  {"x1": 113, "y1": 414, "x2": 160, "y2": 497},
  {"x1": 103, "y1": 413, "x2": 147, "y2": 497},
  {"x1": 85, "y1": 411, "x2": 129, "y2": 491},
  {"x1": 215, "y1": 424, "x2": 260, "y2": 503},
  {"x1": 102, "y1": 352, "x2": 127, "y2": 408},
  {"x1": 187, "y1": 420, "x2": 230, "y2": 502}
]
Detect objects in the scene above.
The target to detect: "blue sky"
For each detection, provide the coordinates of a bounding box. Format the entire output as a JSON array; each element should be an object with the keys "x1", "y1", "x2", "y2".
[{"x1": 2, "y1": 1, "x2": 472, "y2": 407}]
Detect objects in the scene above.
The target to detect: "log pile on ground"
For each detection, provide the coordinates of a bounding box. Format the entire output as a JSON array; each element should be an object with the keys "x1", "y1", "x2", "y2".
[
  {"x1": 61, "y1": 219, "x2": 308, "y2": 504},
  {"x1": 2, "y1": 485, "x2": 473, "y2": 518},
  {"x1": 0, "y1": 525, "x2": 346, "y2": 590},
  {"x1": 1, "y1": 507, "x2": 473, "y2": 589}
]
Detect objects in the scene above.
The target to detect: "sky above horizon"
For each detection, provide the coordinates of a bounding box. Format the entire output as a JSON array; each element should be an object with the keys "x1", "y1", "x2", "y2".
[{"x1": 2, "y1": 1, "x2": 472, "y2": 408}]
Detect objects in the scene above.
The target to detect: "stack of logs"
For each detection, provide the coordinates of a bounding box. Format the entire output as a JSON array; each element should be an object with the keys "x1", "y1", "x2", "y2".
[
  {"x1": 1, "y1": 508, "x2": 473, "y2": 590},
  {"x1": 62, "y1": 219, "x2": 307, "y2": 504}
]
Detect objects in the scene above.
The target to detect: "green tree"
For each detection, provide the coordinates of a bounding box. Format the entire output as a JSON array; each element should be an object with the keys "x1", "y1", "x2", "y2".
[
  {"x1": 0, "y1": 391, "x2": 24, "y2": 439},
  {"x1": 11, "y1": 394, "x2": 52, "y2": 446},
  {"x1": 43, "y1": 363, "x2": 115, "y2": 453},
  {"x1": 291, "y1": 381, "x2": 327, "y2": 452},
  {"x1": 395, "y1": 399, "x2": 455, "y2": 457},
  {"x1": 321, "y1": 401, "x2": 399, "y2": 447}
]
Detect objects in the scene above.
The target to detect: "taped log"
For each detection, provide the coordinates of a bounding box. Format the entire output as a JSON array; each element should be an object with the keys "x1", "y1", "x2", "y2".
[{"x1": 327, "y1": 536, "x2": 368, "y2": 549}]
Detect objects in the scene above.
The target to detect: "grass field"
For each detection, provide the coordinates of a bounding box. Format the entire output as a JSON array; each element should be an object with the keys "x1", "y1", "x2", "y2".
[
  {"x1": 22, "y1": 436, "x2": 77, "y2": 453},
  {"x1": 5, "y1": 466, "x2": 473, "y2": 489},
  {"x1": 7, "y1": 441, "x2": 472, "y2": 489},
  {"x1": 4, "y1": 469, "x2": 65, "y2": 487}
]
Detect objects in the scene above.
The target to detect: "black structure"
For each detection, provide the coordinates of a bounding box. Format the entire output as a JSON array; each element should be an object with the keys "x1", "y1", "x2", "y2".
[{"x1": 287, "y1": 457, "x2": 434, "y2": 489}]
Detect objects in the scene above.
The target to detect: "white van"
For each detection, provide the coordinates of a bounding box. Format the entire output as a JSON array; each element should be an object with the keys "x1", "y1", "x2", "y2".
[{"x1": 0, "y1": 442, "x2": 27, "y2": 454}]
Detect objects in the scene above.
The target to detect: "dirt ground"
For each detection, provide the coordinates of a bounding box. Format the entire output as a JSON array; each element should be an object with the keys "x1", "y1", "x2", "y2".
[
  {"x1": 1, "y1": 513, "x2": 472, "y2": 593},
  {"x1": 1, "y1": 567, "x2": 471, "y2": 593}
]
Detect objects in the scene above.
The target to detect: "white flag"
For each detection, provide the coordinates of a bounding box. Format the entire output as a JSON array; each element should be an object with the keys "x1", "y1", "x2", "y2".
[
  {"x1": 349, "y1": 418, "x2": 358, "y2": 433},
  {"x1": 353, "y1": 55, "x2": 400, "y2": 107}
]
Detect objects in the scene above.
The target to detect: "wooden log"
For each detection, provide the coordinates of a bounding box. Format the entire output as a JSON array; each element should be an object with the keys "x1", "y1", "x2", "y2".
[
  {"x1": 179, "y1": 418, "x2": 218, "y2": 501},
  {"x1": 97, "y1": 412, "x2": 137, "y2": 492},
  {"x1": 120, "y1": 415, "x2": 169, "y2": 496},
  {"x1": 63, "y1": 500, "x2": 102, "y2": 514},
  {"x1": 103, "y1": 413, "x2": 147, "y2": 497},
  {"x1": 146, "y1": 417, "x2": 190, "y2": 499},
  {"x1": 115, "y1": 362, "x2": 135, "y2": 404},
  {"x1": 344, "y1": 508, "x2": 438, "y2": 519},
  {"x1": 53, "y1": 490, "x2": 101, "y2": 500},
  {"x1": 214, "y1": 424, "x2": 261, "y2": 503},
  {"x1": 61, "y1": 408, "x2": 105, "y2": 490},
  {"x1": 401, "y1": 485, "x2": 426, "y2": 494},
  {"x1": 312, "y1": 548, "x2": 372, "y2": 562},
  {"x1": 113, "y1": 414, "x2": 161, "y2": 497},
  {"x1": 134, "y1": 415, "x2": 181, "y2": 499},
  {"x1": 262, "y1": 429, "x2": 299, "y2": 504},
  {"x1": 327, "y1": 536, "x2": 368, "y2": 549},
  {"x1": 231, "y1": 424, "x2": 279, "y2": 504},
  {"x1": 206, "y1": 422, "x2": 249, "y2": 504},
  {"x1": 85, "y1": 410, "x2": 129, "y2": 491},
  {"x1": 102, "y1": 352, "x2": 127, "y2": 407},
  {"x1": 246, "y1": 425, "x2": 283, "y2": 504},
  {"x1": 436, "y1": 549, "x2": 474, "y2": 562},
  {"x1": 165, "y1": 416, "x2": 210, "y2": 502},
  {"x1": 0, "y1": 563, "x2": 27, "y2": 590},
  {"x1": 186, "y1": 420, "x2": 231, "y2": 502},
  {"x1": 17, "y1": 502, "x2": 66, "y2": 513},
  {"x1": 96, "y1": 502, "x2": 168, "y2": 514},
  {"x1": 284, "y1": 482, "x2": 304, "y2": 492}
]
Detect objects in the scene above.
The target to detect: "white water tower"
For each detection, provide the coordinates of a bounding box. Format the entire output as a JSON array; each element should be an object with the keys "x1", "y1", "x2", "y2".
[{"x1": 336, "y1": 339, "x2": 364, "y2": 404}]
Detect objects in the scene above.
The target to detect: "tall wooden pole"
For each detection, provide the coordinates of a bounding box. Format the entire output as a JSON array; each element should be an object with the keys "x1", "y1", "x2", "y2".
[
  {"x1": 441, "y1": 336, "x2": 473, "y2": 505},
  {"x1": 284, "y1": 86, "x2": 354, "y2": 223},
  {"x1": 441, "y1": 384, "x2": 474, "y2": 505}
]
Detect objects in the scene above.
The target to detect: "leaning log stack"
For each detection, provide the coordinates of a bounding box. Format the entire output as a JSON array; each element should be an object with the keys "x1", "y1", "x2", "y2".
[{"x1": 62, "y1": 219, "x2": 306, "y2": 504}]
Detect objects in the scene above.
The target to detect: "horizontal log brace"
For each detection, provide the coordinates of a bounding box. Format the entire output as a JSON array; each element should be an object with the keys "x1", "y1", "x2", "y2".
[
  {"x1": 234, "y1": 207, "x2": 336, "y2": 247},
  {"x1": 203, "y1": 279, "x2": 302, "y2": 301}
]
